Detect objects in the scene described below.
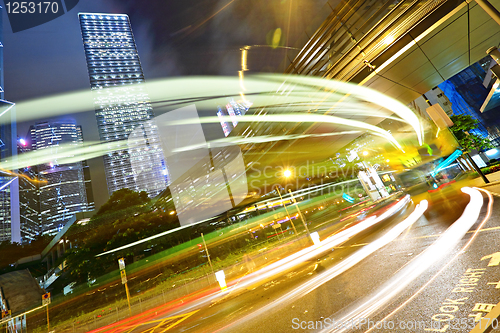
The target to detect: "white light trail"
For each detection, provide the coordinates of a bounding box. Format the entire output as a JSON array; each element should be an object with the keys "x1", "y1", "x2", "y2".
[
  {"x1": 160, "y1": 196, "x2": 413, "y2": 321},
  {"x1": 321, "y1": 187, "x2": 484, "y2": 333},
  {"x1": 361, "y1": 187, "x2": 493, "y2": 333},
  {"x1": 12, "y1": 74, "x2": 422, "y2": 147}
]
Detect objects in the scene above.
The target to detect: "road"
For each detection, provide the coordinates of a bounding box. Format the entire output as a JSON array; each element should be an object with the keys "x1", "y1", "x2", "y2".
[{"x1": 93, "y1": 185, "x2": 500, "y2": 333}]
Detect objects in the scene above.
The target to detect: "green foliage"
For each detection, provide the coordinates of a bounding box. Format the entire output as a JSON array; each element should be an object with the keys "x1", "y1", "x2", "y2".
[
  {"x1": 449, "y1": 114, "x2": 493, "y2": 153},
  {"x1": 97, "y1": 188, "x2": 150, "y2": 215},
  {"x1": 63, "y1": 189, "x2": 180, "y2": 284}
]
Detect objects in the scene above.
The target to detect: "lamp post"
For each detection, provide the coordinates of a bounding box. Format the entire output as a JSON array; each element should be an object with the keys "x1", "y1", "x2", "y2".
[
  {"x1": 275, "y1": 185, "x2": 298, "y2": 235},
  {"x1": 288, "y1": 189, "x2": 311, "y2": 238}
]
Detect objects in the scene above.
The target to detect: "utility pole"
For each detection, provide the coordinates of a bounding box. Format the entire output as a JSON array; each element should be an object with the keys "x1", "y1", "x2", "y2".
[
  {"x1": 201, "y1": 233, "x2": 215, "y2": 276},
  {"x1": 276, "y1": 186, "x2": 298, "y2": 235},
  {"x1": 118, "y1": 258, "x2": 132, "y2": 315},
  {"x1": 465, "y1": 152, "x2": 490, "y2": 183},
  {"x1": 288, "y1": 189, "x2": 311, "y2": 238}
]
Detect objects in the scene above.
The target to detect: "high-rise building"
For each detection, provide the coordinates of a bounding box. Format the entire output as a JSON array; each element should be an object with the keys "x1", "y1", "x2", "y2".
[
  {"x1": 0, "y1": 6, "x2": 19, "y2": 243},
  {"x1": 0, "y1": 4, "x2": 4, "y2": 100},
  {"x1": 29, "y1": 121, "x2": 93, "y2": 236},
  {"x1": 78, "y1": 13, "x2": 167, "y2": 198},
  {"x1": 0, "y1": 101, "x2": 19, "y2": 243},
  {"x1": 217, "y1": 98, "x2": 252, "y2": 137},
  {"x1": 17, "y1": 138, "x2": 40, "y2": 243}
]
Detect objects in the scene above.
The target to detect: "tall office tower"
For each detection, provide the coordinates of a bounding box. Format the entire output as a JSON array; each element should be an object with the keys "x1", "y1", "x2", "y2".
[
  {"x1": 0, "y1": 4, "x2": 4, "y2": 100},
  {"x1": 0, "y1": 6, "x2": 19, "y2": 243},
  {"x1": 79, "y1": 13, "x2": 167, "y2": 198},
  {"x1": 217, "y1": 98, "x2": 252, "y2": 137},
  {"x1": 17, "y1": 138, "x2": 40, "y2": 243},
  {"x1": 30, "y1": 122, "x2": 94, "y2": 236},
  {"x1": 0, "y1": 101, "x2": 18, "y2": 243}
]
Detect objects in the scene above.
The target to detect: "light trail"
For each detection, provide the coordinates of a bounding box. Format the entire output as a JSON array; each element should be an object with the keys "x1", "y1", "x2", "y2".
[
  {"x1": 0, "y1": 130, "x2": 359, "y2": 171},
  {"x1": 165, "y1": 113, "x2": 403, "y2": 150},
  {"x1": 233, "y1": 196, "x2": 411, "y2": 291},
  {"x1": 172, "y1": 196, "x2": 421, "y2": 333},
  {"x1": 171, "y1": 130, "x2": 362, "y2": 153},
  {"x1": 143, "y1": 195, "x2": 412, "y2": 324},
  {"x1": 359, "y1": 187, "x2": 493, "y2": 333},
  {"x1": 96, "y1": 179, "x2": 363, "y2": 257},
  {"x1": 13, "y1": 74, "x2": 422, "y2": 145},
  {"x1": 318, "y1": 187, "x2": 485, "y2": 333}
]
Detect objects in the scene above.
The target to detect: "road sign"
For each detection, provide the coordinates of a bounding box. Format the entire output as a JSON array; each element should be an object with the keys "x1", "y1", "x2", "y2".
[
  {"x1": 481, "y1": 252, "x2": 500, "y2": 266},
  {"x1": 342, "y1": 193, "x2": 355, "y2": 203},
  {"x1": 1, "y1": 309, "x2": 10, "y2": 318},
  {"x1": 42, "y1": 292, "x2": 51, "y2": 305},
  {"x1": 120, "y1": 269, "x2": 127, "y2": 284},
  {"x1": 118, "y1": 258, "x2": 125, "y2": 271}
]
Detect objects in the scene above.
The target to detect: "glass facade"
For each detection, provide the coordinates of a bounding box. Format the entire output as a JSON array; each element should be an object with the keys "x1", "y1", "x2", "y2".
[
  {"x1": 79, "y1": 13, "x2": 167, "y2": 197},
  {"x1": 18, "y1": 164, "x2": 39, "y2": 243},
  {"x1": 216, "y1": 98, "x2": 252, "y2": 137},
  {"x1": 30, "y1": 122, "x2": 93, "y2": 236},
  {"x1": 0, "y1": 100, "x2": 19, "y2": 243},
  {"x1": 0, "y1": 4, "x2": 4, "y2": 100}
]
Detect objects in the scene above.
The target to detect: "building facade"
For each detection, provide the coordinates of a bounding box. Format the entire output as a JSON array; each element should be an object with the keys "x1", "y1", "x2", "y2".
[
  {"x1": 17, "y1": 138, "x2": 40, "y2": 243},
  {"x1": 79, "y1": 12, "x2": 167, "y2": 198},
  {"x1": 29, "y1": 122, "x2": 93, "y2": 236},
  {"x1": 0, "y1": 5, "x2": 19, "y2": 243}
]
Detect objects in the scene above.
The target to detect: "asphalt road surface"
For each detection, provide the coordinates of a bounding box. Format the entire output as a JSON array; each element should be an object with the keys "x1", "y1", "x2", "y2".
[{"x1": 112, "y1": 186, "x2": 500, "y2": 333}]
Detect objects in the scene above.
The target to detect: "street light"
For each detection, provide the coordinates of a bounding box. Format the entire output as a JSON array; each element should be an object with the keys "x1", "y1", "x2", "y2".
[
  {"x1": 284, "y1": 169, "x2": 292, "y2": 178},
  {"x1": 275, "y1": 168, "x2": 297, "y2": 236},
  {"x1": 288, "y1": 189, "x2": 311, "y2": 239}
]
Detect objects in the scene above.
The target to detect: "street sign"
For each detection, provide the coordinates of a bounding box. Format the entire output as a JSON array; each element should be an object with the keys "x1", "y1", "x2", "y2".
[
  {"x1": 342, "y1": 193, "x2": 355, "y2": 203},
  {"x1": 42, "y1": 292, "x2": 51, "y2": 305},
  {"x1": 118, "y1": 258, "x2": 125, "y2": 271},
  {"x1": 120, "y1": 269, "x2": 127, "y2": 284},
  {"x1": 1, "y1": 309, "x2": 10, "y2": 318}
]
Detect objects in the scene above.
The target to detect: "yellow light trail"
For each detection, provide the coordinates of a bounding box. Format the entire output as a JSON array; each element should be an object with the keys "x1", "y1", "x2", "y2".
[{"x1": 12, "y1": 74, "x2": 422, "y2": 145}]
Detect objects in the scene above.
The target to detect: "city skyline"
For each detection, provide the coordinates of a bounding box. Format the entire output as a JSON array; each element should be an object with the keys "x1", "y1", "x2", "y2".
[{"x1": 6, "y1": 0, "x2": 323, "y2": 209}]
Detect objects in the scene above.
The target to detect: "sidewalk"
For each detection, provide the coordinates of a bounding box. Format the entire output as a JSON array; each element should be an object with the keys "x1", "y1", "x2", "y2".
[{"x1": 471, "y1": 170, "x2": 500, "y2": 196}]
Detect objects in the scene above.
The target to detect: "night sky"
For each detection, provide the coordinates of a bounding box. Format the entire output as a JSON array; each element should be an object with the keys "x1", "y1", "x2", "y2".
[{"x1": 2, "y1": 0, "x2": 327, "y2": 207}]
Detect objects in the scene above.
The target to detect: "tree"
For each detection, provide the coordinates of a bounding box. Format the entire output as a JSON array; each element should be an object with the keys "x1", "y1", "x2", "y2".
[
  {"x1": 63, "y1": 189, "x2": 180, "y2": 284},
  {"x1": 97, "y1": 188, "x2": 150, "y2": 216},
  {"x1": 449, "y1": 114, "x2": 493, "y2": 153}
]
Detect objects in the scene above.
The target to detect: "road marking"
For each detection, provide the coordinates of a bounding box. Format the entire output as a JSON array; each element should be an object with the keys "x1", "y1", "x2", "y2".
[
  {"x1": 120, "y1": 310, "x2": 199, "y2": 333},
  {"x1": 337, "y1": 221, "x2": 500, "y2": 251},
  {"x1": 470, "y1": 300, "x2": 500, "y2": 332},
  {"x1": 363, "y1": 187, "x2": 493, "y2": 333},
  {"x1": 480, "y1": 252, "x2": 500, "y2": 267}
]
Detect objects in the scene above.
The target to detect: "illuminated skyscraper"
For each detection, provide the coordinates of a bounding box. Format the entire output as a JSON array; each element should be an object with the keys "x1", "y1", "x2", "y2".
[
  {"x1": 29, "y1": 122, "x2": 94, "y2": 236},
  {"x1": 79, "y1": 13, "x2": 167, "y2": 198},
  {"x1": 17, "y1": 137, "x2": 40, "y2": 243},
  {"x1": 0, "y1": 5, "x2": 19, "y2": 243}
]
